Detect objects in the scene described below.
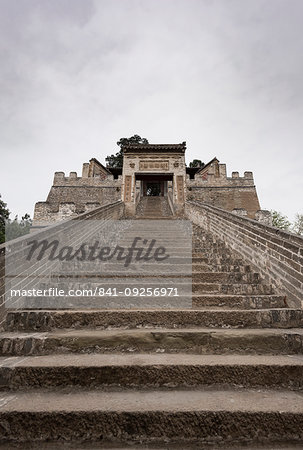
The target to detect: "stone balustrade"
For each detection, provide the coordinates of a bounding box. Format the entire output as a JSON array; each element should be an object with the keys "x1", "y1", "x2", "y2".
[{"x1": 186, "y1": 201, "x2": 303, "y2": 308}]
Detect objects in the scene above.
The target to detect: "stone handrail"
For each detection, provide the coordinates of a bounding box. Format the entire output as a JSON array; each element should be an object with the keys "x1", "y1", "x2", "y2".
[
  {"x1": 186, "y1": 201, "x2": 303, "y2": 308},
  {"x1": 135, "y1": 190, "x2": 141, "y2": 206},
  {"x1": 167, "y1": 192, "x2": 175, "y2": 216},
  {"x1": 0, "y1": 201, "x2": 125, "y2": 326}
]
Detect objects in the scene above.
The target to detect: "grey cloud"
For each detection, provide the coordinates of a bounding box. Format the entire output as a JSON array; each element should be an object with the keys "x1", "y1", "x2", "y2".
[{"x1": 0, "y1": 0, "x2": 302, "y2": 221}]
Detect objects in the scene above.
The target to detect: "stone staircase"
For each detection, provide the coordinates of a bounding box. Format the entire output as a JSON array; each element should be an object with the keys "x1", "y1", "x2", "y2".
[
  {"x1": 136, "y1": 196, "x2": 173, "y2": 218},
  {"x1": 0, "y1": 219, "x2": 303, "y2": 448}
]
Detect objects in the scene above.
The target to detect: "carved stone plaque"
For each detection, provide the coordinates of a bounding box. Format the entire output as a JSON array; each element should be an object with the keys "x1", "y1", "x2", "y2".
[
  {"x1": 139, "y1": 160, "x2": 169, "y2": 171},
  {"x1": 124, "y1": 175, "x2": 132, "y2": 202},
  {"x1": 176, "y1": 175, "x2": 184, "y2": 203}
]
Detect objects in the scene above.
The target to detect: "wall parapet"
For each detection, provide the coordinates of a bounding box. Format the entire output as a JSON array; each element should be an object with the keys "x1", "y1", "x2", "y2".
[
  {"x1": 185, "y1": 201, "x2": 303, "y2": 308},
  {"x1": 186, "y1": 160, "x2": 260, "y2": 218},
  {"x1": 0, "y1": 200, "x2": 125, "y2": 327},
  {"x1": 53, "y1": 172, "x2": 117, "y2": 186}
]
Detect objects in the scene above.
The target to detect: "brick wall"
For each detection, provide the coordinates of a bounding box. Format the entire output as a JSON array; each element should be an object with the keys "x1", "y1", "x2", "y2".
[
  {"x1": 186, "y1": 201, "x2": 303, "y2": 308},
  {"x1": 186, "y1": 161, "x2": 260, "y2": 218},
  {"x1": 33, "y1": 171, "x2": 122, "y2": 226},
  {"x1": 186, "y1": 186, "x2": 260, "y2": 219}
]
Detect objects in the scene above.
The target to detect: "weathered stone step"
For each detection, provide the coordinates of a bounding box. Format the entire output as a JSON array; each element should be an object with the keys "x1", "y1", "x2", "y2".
[
  {"x1": 1, "y1": 327, "x2": 303, "y2": 356},
  {"x1": 193, "y1": 294, "x2": 287, "y2": 309},
  {"x1": 118, "y1": 236, "x2": 190, "y2": 242},
  {"x1": 193, "y1": 253, "x2": 248, "y2": 264},
  {"x1": 195, "y1": 281, "x2": 273, "y2": 294},
  {"x1": 218, "y1": 283, "x2": 274, "y2": 295},
  {"x1": 111, "y1": 246, "x2": 228, "y2": 255},
  {"x1": 206, "y1": 264, "x2": 252, "y2": 273},
  {"x1": 5, "y1": 295, "x2": 194, "y2": 310},
  {"x1": 35, "y1": 282, "x2": 268, "y2": 298},
  {"x1": 43, "y1": 271, "x2": 263, "y2": 283},
  {"x1": 57, "y1": 263, "x2": 195, "y2": 274},
  {"x1": 4, "y1": 308, "x2": 302, "y2": 332},
  {"x1": 192, "y1": 256, "x2": 209, "y2": 263},
  {"x1": 1, "y1": 353, "x2": 303, "y2": 390},
  {"x1": 135, "y1": 216, "x2": 175, "y2": 220},
  {"x1": 0, "y1": 388, "x2": 302, "y2": 446},
  {"x1": 136, "y1": 215, "x2": 175, "y2": 220},
  {"x1": 7, "y1": 294, "x2": 287, "y2": 310},
  {"x1": 12, "y1": 280, "x2": 273, "y2": 299},
  {"x1": 114, "y1": 245, "x2": 193, "y2": 253}
]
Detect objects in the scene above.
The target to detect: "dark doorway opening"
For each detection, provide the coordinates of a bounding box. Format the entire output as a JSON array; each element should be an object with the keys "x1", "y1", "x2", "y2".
[
  {"x1": 146, "y1": 183, "x2": 161, "y2": 196},
  {"x1": 136, "y1": 173, "x2": 173, "y2": 198}
]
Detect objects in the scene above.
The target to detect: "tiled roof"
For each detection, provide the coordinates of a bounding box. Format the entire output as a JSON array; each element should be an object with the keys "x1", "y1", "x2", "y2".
[
  {"x1": 196, "y1": 157, "x2": 219, "y2": 174},
  {"x1": 123, "y1": 142, "x2": 186, "y2": 153},
  {"x1": 89, "y1": 158, "x2": 112, "y2": 174}
]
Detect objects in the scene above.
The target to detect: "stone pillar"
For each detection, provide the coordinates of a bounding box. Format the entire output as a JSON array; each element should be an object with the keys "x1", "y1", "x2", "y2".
[
  {"x1": 82, "y1": 163, "x2": 89, "y2": 178},
  {"x1": 122, "y1": 174, "x2": 136, "y2": 216}
]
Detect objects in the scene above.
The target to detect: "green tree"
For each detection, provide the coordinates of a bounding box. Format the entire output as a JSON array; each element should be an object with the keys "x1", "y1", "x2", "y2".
[
  {"x1": 271, "y1": 210, "x2": 291, "y2": 231},
  {"x1": 105, "y1": 149, "x2": 124, "y2": 168},
  {"x1": 189, "y1": 159, "x2": 203, "y2": 168},
  {"x1": 5, "y1": 214, "x2": 32, "y2": 242},
  {"x1": 105, "y1": 135, "x2": 149, "y2": 168},
  {"x1": 0, "y1": 194, "x2": 10, "y2": 244},
  {"x1": 117, "y1": 134, "x2": 149, "y2": 148},
  {"x1": 292, "y1": 213, "x2": 303, "y2": 236}
]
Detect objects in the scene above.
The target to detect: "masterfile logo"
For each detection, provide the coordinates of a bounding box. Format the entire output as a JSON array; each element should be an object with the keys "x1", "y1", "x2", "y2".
[
  {"x1": 5, "y1": 219, "x2": 192, "y2": 309},
  {"x1": 26, "y1": 236, "x2": 170, "y2": 267}
]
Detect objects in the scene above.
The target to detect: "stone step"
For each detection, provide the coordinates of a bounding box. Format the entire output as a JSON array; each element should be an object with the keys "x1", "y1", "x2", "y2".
[
  {"x1": 193, "y1": 294, "x2": 287, "y2": 309},
  {"x1": 135, "y1": 215, "x2": 175, "y2": 220},
  {"x1": 7, "y1": 294, "x2": 287, "y2": 310},
  {"x1": 1, "y1": 353, "x2": 303, "y2": 390},
  {"x1": 57, "y1": 260, "x2": 256, "y2": 273},
  {"x1": 218, "y1": 284, "x2": 274, "y2": 295},
  {"x1": 4, "y1": 295, "x2": 193, "y2": 310},
  {"x1": 135, "y1": 215, "x2": 176, "y2": 220},
  {"x1": 11, "y1": 281, "x2": 273, "y2": 298},
  {"x1": 193, "y1": 252, "x2": 244, "y2": 262},
  {"x1": 192, "y1": 256, "x2": 209, "y2": 262},
  {"x1": 136, "y1": 197, "x2": 173, "y2": 218},
  {"x1": 119, "y1": 227, "x2": 186, "y2": 233},
  {"x1": 113, "y1": 243, "x2": 227, "y2": 253},
  {"x1": 117, "y1": 239, "x2": 191, "y2": 245},
  {"x1": 37, "y1": 278, "x2": 274, "y2": 296},
  {"x1": 4, "y1": 308, "x2": 302, "y2": 332},
  {"x1": 206, "y1": 264, "x2": 252, "y2": 273},
  {"x1": 115, "y1": 243, "x2": 225, "y2": 251},
  {"x1": 1, "y1": 327, "x2": 303, "y2": 356},
  {"x1": 29, "y1": 286, "x2": 273, "y2": 299},
  {"x1": 116, "y1": 242, "x2": 192, "y2": 249},
  {"x1": 199, "y1": 260, "x2": 252, "y2": 269},
  {"x1": 0, "y1": 387, "x2": 302, "y2": 446},
  {"x1": 41, "y1": 272, "x2": 263, "y2": 283}
]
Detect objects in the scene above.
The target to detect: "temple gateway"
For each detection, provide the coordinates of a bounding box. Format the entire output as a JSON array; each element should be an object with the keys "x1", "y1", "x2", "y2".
[{"x1": 33, "y1": 141, "x2": 264, "y2": 225}]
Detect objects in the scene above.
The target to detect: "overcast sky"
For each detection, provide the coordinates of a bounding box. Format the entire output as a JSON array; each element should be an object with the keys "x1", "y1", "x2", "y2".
[{"x1": 0, "y1": 0, "x2": 302, "y2": 221}]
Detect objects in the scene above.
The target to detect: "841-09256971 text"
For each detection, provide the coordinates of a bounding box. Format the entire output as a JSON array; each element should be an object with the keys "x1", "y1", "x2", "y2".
[{"x1": 10, "y1": 287, "x2": 180, "y2": 297}]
